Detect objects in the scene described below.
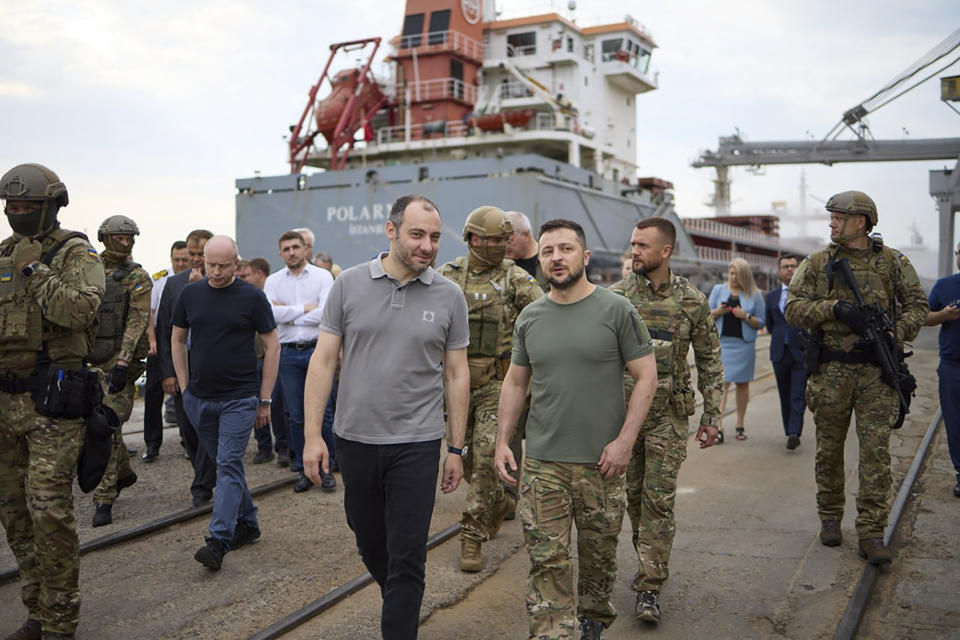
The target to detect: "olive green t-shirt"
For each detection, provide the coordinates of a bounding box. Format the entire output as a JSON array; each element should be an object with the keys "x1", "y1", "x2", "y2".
[{"x1": 512, "y1": 286, "x2": 653, "y2": 463}]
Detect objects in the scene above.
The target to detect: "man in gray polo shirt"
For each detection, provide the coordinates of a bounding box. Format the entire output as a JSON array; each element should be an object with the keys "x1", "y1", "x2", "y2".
[{"x1": 303, "y1": 194, "x2": 470, "y2": 640}]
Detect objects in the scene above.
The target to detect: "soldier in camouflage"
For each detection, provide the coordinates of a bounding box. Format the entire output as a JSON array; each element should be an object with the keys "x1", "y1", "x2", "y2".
[
  {"x1": 785, "y1": 191, "x2": 928, "y2": 565},
  {"x1": 438, "y1": 206, "x2": 543, "y2": 572},
  {"x1": 89, "y1": 215, "x2": 151, "y2": 528},
  {"x1": 0, "y1": 164, "x2": 105, "y2": 640},
  {"x1": 608, "y1": 217, "x2": 723, "y2": 624}
]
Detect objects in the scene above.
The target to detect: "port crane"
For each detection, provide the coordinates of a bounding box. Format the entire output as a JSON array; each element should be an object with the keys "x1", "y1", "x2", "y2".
[{"x1": 693, "y1": 28, "x2": 960, "y2": 276}]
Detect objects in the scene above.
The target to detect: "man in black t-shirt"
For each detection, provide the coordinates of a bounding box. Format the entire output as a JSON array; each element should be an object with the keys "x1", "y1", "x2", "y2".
[
  {"x1": 506, "y1": 210, "x2": 548, "y2": 291},
  {"x1": 172, "y1": 235, "x2": 279, "y2": 571}
]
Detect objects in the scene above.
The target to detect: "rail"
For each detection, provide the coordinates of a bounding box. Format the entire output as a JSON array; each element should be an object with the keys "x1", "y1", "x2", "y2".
[
  {"x1": 374, "y1": 111, "x2": 577, "y2": 145},
  {"x1": 397, "y1": 30, "x2": 483, "y2": 61},
  {"x1": 386, "y1": 77, "x2": 476, "y2": 104},
  {"x1": 695, "y1": 246, "x2": 780, "y2": 272},
  {"x1": 682, "y1": 216, "x2": 782, "y2": 249}
]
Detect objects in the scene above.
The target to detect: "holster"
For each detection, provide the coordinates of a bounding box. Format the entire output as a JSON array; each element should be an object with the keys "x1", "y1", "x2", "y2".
[
  {"x1": 797, "y1": 330, "x2": 822, "y2": 375},
  {"x1": 34, "y1": 367, "x2": 101, "y2": 419}
]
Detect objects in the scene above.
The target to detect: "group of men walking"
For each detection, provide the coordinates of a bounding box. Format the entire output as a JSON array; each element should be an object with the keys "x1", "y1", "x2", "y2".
[{"x1": 0, "y1": 160, "x2": 950, "y2": 640}]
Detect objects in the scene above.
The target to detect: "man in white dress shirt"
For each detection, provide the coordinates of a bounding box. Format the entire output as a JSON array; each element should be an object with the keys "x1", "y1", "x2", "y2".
[{"x1": 264, "y1": 230, "x2": 336, "y2": 492}]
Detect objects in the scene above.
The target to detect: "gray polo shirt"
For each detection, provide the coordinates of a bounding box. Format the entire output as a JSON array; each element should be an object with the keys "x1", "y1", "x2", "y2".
[{"x1": 319, "y1": 253, "x2": 470, "y2": 444}]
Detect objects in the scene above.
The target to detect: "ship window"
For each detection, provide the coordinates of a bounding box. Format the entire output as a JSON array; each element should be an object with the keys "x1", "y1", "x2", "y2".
[
  {"x1": 637, "y1": 49, "x2": 651, "y2": 73},
  {"x1": 507, "y1": 31, "x2": 536, "y2": 57},
  {"x1": 583, "y1": 42, "x2": 594, "y2": 62},
  {"x1": 428, "y1": 10, "x2": 450, "y2": 45},
  {"x1": 567, "y1": 36, "x2": 574, "y2": 52},
  {"x1": 402, "y1": 13, "x2": 425, "y2": 48},
  {"x1": 601, "y1": 38, "x2": 623, "y2": 62},
  {"x1": 450, "y1": 59, "x2": 464, "y2": 99}
]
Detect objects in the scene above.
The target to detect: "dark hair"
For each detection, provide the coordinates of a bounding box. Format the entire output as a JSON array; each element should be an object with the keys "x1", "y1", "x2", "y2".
[
  {"x1": 389, "y1": 195, "x2": 439, "y2": 230},
  {"x1": 248, "y1": 257, "x2": 271, "y2": 275},
  {"x1": 635, "y1": 217, "x2": 676, "y2": 246},
  {"x1": 170, "y1": 240, "x2": 187, "y2": 253},
  {"x1": 538, "y1": 219, "x2": 586, "y2": 249},
  {"x1": 186, "y1": 229, "x2": 213, "y2": 243},
  {"x1": 778, "y1": 253, "x2": 803, "y2": 267},
  {"x1": 278, "y1": 230, "x2": 304, "y2": 247}
]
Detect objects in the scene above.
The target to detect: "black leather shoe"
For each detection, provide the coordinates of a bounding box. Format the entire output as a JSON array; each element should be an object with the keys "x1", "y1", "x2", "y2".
[
  {"x1": 786, "y1": 435, "x2": 800, "y2": 450},
  {"x1": 252, "y1": 449, "x2": 274, "y2": 464},
  {"x1": 320, "y1": 469, "x2": 337, "y2": 492},
  {"x1": 141, "y1": 446, "x2": 159, "y2": 463},
  {"x1": 6, "y1": 618, "x2": 41, "y2": 640},
  {"x1": 294, "y1": 473, "x2": 312, "y2": 493},
  {"x1": 276, "y1": 448, "x2": 290, "y2": 467},
  {"x1": 191, "y1": 496, "x2": 211, "y2": 509},
  {"x1": 953, "y1": 478, "x2": 960, "y2": 498}
]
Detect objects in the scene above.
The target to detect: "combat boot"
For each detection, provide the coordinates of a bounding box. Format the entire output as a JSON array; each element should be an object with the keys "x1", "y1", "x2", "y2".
[
  {"x1": 635, "y1": 590, "x2": 662, "y2": 623},
  {"x1": 578, "y1": 618, "x2": 605, "y2": 640},
  {"x1": 459, "y1": 537, "x2": 484, "y2": 572},
  {"x1": 92, "y1": 504, "x2": 112, "y2": 527},
  {"x1": 819, "y1": 520, "x2": 842, "y2": 547},
  {"x1": 194, "y1": 537, "x2": 228, "y2": 571},
  {"x1": 488, "y1": 494, "x2": 517, "y2": 540},
  {"x1": 4, "y1": 618, "x2": 40, "y2": 640},
  {"x1": 857, "y1": 538, "x2": 892, "y2": 566}
]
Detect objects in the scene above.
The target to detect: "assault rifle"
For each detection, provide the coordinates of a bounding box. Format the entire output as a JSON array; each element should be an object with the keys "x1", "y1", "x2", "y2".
[{"x1": 833, "y1": 257, "x2": 916, "y2": 428}]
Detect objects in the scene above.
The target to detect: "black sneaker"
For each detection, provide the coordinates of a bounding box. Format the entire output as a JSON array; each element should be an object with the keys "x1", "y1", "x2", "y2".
[
  {"x1": 320, "y1": 469, "x2": 337, "y2": 492},
  {"x1": 92, "y1": 504, "x2": 112, "y2": 528},
  {"x1": 252, "y1": 449, "x2": 274, "y2": 464},
  {"x1": 276, "y1": 448, "x2": 291, "y2": 468},
  {"x1": 578, "y1": 617, "x2": 605, "y2": 640},
  {"x1": 230, "y1": 521, "x2": 261, "y2": 550},
  {"x1": 194, "y1": 538, "x2": 228, "y2": 570},
  {"x1": 635, "y1": 590, "x2": 661, "y2": 623}
]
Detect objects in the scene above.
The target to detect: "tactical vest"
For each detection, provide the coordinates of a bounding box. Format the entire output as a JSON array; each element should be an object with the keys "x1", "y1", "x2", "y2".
[
  {"x1": 87, "y1": 261, "x2": 139, "y2": 364},
  {"x1": 446, "y1": 256, "x2": 516, "y2": 360},
  {"x1": 0, "y1": 229, "x2": 96, "y2": 371}
]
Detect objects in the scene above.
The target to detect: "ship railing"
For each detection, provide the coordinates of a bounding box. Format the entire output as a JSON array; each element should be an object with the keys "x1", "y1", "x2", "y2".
[
  {"x1": 682, "y1": 217, "x2": 781, "y2": 249},
  {"x1": 386, "y1": 78, "x2": 477, "y2": 104},
  {"x1": 398, "y1": 30, "x2": 484, "y2": 61},
  {"x1": 696, "y1": 246, "x2": 780, "y2": 271},
  {"x1": 499, "y1": 80, "x2": 535, "y2": 99},
  {"x1": 375, "y1": 120, "x2": 470, "y2": 145}
]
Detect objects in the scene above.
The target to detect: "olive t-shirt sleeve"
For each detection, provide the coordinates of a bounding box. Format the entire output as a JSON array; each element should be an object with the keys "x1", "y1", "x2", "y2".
[
  {"x1": 619, "y1": 305, "x2": 653, "y2": 363},
  {"x1": 511, "y1": 309, "x2": 530, "y2": 366}
]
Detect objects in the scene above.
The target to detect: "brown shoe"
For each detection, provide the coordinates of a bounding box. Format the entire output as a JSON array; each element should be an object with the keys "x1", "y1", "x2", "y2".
[
  {"x1": 857, "y1": 538, "x2": 892, "y2": 566},
  {"x1": 819, "y1": 520, "x2": 842, "y2": 547},
  {"x1": 459, "y1": 537, "x2": 484, "y2": 573},
  {"x1": 489, "y1": 494, "x2": 518, "y2": 540},
  {"x1": 5, "y1": 619, "x2": 41, "y2": 640}
]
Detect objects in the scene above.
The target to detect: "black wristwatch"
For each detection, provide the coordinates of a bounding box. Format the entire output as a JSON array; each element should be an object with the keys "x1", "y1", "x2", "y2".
[
  {"x1": 21, "y1": 262, "x2": 39, "y2": 278},
  {"x1": 447, "y1": 445, "x2": 468, "y2": 457}
]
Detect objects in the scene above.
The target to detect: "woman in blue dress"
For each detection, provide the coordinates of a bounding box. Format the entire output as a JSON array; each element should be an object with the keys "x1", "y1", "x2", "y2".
[{"x1": 709, "y1": 258, "x2": 765, "y2": 442}]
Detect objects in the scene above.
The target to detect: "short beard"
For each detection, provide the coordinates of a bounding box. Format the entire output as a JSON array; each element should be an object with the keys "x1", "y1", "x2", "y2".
[
  {"x1": 397, "y1": 246, "x2": 431, "y2": 274},
  {"x1": 548, "y1": 263, "x2": 585, "y2": 289},
  {"x1": 633, "y1": 256, "x2": 660, "y2": 276}
]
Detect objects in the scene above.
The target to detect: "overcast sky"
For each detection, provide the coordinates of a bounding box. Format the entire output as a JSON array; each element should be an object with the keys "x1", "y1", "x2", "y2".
[{"x1": 2, "y1": 0, "x2": 958, "y2": 275}]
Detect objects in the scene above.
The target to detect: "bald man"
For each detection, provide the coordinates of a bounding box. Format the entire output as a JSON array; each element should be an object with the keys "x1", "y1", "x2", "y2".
[{"x1": 172, "y1": 235, "x2": 280, "y2": 571}]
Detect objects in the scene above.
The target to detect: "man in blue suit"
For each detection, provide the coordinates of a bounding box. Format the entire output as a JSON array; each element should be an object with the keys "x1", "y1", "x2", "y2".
[{"x1": 766, "y1": 254, "x2": 807, "y2": 450}]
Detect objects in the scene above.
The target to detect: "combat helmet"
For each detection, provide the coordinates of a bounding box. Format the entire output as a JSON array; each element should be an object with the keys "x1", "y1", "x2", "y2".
[
  {"x1": 825, "y1": 191, "x2": 877, "y2": 228},
  {"x1": 98, "y1": 214, "x2": 140, "y2": 256},
  {"x1": 463, "y1": 206, "x2": 513, "y2": 267},
  {"x1": 1, "y1": 163, "x2": 68, "y2": 236}
]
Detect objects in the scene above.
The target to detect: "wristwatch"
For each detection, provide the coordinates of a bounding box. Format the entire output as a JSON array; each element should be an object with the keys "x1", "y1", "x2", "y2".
[
  {"x1": 447, "y1": 445, "x2": 468, "y2": 457},
  {"x1": 258, "y1": 398, "x2": 272, "y2": 406},
  {"x1": 21, "y1": 262, "x2": 39, "y2": 278}
]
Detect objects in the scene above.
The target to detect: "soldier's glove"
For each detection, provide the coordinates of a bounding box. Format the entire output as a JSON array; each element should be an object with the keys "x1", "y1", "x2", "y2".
[
  {"x1": 833, "y1": 300, "x2": 868, "y2": 336},
  {"x1": 107, "y1": 364, "x2": 128, "y2": 394},
  {"x1": 13, "y1": 238, "x2": 42, "y2": 271}
]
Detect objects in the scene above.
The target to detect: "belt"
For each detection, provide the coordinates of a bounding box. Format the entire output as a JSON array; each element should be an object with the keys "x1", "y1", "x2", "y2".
[
  {"x1": 0, "y1": 372, "x2": 43, "y2": 394},
  {"x1": 648, "y1": 329, "x2": 673, "y2": 341},
  {"x1": 820, "y1": 348, "x2": 879, "y2": 365},
  {"x1": 281, "y1": 340, "x2": 317, "y2": 350}
]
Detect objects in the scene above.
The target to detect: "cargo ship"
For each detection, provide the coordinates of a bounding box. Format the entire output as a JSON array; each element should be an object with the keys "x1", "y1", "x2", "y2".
[{"x1": 236, "y1": 0, "x2": 795, "y2": 286}]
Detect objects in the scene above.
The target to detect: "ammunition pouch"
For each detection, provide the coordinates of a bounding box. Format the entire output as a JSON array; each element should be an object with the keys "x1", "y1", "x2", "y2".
[
  {"x1": 467, "y1": 354, "x2": 511, "y2": 389},
  {"x1": 797, "y1": 330, "x2": 822, "y2": 375},
  {"x1": 77, "y1": 402, "x2": 120, "y2": 493},
  {"x1": 670, "y1": 386, "x2": 696, "y2": 417},
  {"x1": 34, "y1": 366, "x2": 101, "y2": 419},
  {"x1": 892, "y1": 357, "x2": 916, "y2": 430}
]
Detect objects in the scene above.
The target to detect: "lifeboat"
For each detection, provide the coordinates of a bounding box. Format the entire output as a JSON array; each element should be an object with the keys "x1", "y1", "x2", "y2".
[
  {"x1": 315, "y1": 69, "x2": 385, "y2": 144},
  {"x1": 467, "y1": 109, "x2": 535, "y2": 132}
]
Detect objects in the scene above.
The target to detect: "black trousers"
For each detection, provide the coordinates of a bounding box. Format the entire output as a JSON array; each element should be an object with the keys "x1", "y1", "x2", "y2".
[
  {"x1": 143, "y1": 355, "x2": 164, "y2": 449},
  {"x1": 336, "y1": 436, "x2": 440, "y2": 640},
  {"x1": 175, "y1": 391, "x2": 217, "y2": 501},
  {"x1": 773, "y1": 348, "x2": 807, "y2": 437}
]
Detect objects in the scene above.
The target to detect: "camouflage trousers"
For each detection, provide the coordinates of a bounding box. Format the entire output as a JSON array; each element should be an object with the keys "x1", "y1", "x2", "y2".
[
  {"x1": 461, "y1": 382, "x2": 509, "y2": 542},
  {"x1": 519, "y1": 457, "x2": 626, "y2": 640},
  {"x1": 626, "y1": 409, "x2": 688, "y2": 592},
  {"x1": 94, "y1": 361, "x2": 142, "y2": 506},
  {"x1": 0, "y1": 389, "x2": 83, "y2": 636},
  {"x1": 806, "y1": 362, "x2": 896, "y2": 539}
]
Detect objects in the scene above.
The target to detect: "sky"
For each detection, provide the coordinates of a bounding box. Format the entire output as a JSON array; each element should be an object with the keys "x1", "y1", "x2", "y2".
[{"x1": 1, "y1": 0, "x2": 959, "y2": 276}]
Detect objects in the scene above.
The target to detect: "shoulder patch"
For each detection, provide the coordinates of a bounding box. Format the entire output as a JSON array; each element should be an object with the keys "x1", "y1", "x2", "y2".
[
  {"x1": 86, "y1": 248, "x2": 98, "y2": 257},
  {"x1": 152, "y1": 269, "x2": 168, "y2": 280},
  {"x1": 527, "y1": 275, "x2": 537, "y2": 285}
]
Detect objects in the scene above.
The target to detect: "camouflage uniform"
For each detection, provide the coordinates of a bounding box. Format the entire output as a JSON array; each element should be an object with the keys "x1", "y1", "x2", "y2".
[
  {"x1": 519, "y1": 457, "x2": 626, "y2": 639},
  {"x1": 91, "y1": 253, "x2": 151, "y2": 506},
  {"x1": 609, "y1": 271, "x2": 723, "y2": 592},
  {"x1": 785, "y1": 239, "x2": 927, "y2": 539},
  {"x1": 438, "y1": 256, "x2": 542, "y2": 543},
  {"x1": 0, "y1": 228, "x2": 105, "y2": 636}
]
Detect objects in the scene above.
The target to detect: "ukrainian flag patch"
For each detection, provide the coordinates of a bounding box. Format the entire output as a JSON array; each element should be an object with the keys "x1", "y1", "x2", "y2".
[
  {"x1": 87, "y1": 248, "x2": 98, "y2": 256},
  {"x1": 134, "y1": 284, "x2": 145, "y2": 292},
  {"x1": 0, "y1": 272, "x2": 12, "y2": 283}
]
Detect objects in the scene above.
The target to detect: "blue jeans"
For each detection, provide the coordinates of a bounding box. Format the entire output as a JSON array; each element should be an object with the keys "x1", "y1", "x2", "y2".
[
  {"x1": 182, "y1": 390, "x2": 259, "y2": 546},
  {"x1": 279, "y1": 344, "x2": 336, "y2": 472},
  {"x1": 254, "y1": 360, "x2": 290, "y2": 453}
]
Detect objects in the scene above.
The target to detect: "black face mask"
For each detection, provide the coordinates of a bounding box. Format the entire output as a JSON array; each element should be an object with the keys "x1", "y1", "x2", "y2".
[{"x1": 5, "y1": 210, "x2": 43, "y2": 236}]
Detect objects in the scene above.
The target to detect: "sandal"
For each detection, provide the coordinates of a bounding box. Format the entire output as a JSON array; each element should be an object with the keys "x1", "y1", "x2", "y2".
[
  {"x1": 716, "y1": 429, "x2": 725, "y2": 444},
  {"x1": 735, "y1": 427, "x2": 747, "y2": 441}
]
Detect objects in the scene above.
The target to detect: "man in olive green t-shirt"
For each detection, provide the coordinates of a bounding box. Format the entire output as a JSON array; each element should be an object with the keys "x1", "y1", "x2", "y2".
[{"x1": 495, "y1": 219, "x2": 657, "y2": 640}]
